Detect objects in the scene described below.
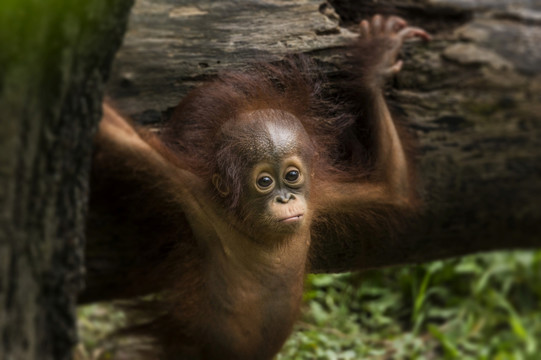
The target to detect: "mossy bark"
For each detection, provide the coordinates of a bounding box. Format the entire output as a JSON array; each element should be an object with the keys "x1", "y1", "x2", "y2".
[{"x1": 0, "y1": 1, "x2": 133, "y2": 359}]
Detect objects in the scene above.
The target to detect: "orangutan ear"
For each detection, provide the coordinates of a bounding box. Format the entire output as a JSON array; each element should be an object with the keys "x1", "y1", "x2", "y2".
[{"x1": 212, "y1": 174, "x2": 230, "y2": 197}]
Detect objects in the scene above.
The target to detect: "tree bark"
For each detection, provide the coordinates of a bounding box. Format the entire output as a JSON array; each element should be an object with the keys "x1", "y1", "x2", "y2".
[
  {"x1": 0, "y1": 1, "x2": 133, "y2": 359},
  {"x1": 82, "y1": 0, "x2": 541, "y2": 301}
]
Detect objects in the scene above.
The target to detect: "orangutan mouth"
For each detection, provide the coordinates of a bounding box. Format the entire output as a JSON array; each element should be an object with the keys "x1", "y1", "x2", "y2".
[{"x1": 279, "y1": 214, "x2": 304, "y2": 223}]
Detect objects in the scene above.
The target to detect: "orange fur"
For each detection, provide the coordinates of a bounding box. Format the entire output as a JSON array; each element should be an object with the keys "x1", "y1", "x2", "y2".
[{"x1": 85, "y1": 15, "x2": 427, "y2": 359}]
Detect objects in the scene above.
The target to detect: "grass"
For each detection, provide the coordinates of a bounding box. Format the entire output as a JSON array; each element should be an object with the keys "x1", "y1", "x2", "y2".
[
  {"x1": 77, "y1": 250, "x2": 541, "y2": 359},
  {"x1": 279, "y1": 251, "x2": 541, "y2": 360}
]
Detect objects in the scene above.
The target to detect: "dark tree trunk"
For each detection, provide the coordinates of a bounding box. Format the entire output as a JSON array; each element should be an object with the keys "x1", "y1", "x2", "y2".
[
  {"x1": 82, "y1": 0, "x2": 541, "y2": 302},
  {"x1": 0, "y1": 1, "x2": 133, "y2": 359}
]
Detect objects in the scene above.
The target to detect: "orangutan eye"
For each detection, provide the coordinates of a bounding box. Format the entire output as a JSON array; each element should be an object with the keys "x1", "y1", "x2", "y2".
[
  {"x1": 285, "y1": 170, "x2": 299, "y2": 182},
  {"x1": 257, "y1": 176, "x2": 273, "y2": 188}
]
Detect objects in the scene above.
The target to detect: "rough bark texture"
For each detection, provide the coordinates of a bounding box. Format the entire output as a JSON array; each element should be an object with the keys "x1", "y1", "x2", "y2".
[
  {"x1": 83, "y1": 0, "x2": 541, "y2": 301},
  {"x1": 0, "y1": 0, "x2": 133, "y2": 359}
]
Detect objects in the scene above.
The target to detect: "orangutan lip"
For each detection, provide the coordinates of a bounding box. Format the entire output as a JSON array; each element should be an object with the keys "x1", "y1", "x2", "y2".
[{"x1": 279, "y1": 214, "x2": 304, "y2": 223}]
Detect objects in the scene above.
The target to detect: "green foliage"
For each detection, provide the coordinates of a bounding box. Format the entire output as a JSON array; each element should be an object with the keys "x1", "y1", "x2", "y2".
[
  {"x1": 277, "y1": 251, "x2": 541, "y2": 359},
  {"x1": 75, "y1": 304, "x2": 126, "y2": 360},
  {"x1": 77, "y1": 251, "x2": 541, "y2": 359}
]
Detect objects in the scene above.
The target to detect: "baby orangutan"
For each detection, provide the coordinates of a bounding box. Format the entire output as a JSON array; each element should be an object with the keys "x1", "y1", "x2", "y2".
[{"x1": 87, "y1": 15, "x2": 429, "y2": 360}]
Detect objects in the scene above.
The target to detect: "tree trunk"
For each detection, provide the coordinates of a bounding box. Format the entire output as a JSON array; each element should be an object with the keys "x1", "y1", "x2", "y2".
[
  {"x1": 0, "y1": 1, "x2": 133, "y2": 359},
  {"x1": 82, "y1": 0, "x2": 541, "y2": 301}
]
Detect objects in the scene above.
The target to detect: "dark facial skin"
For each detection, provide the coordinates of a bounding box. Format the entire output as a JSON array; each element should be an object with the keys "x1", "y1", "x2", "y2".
[
  {"x1": 222, "y1": 110, "x2": 313, "y2": 237},
  {"x1": 213, "y1": 109, "x2": 313, "y2": 239},
  {"x1": 245, "y1": 151, "x2": 309, "y2": 234}
]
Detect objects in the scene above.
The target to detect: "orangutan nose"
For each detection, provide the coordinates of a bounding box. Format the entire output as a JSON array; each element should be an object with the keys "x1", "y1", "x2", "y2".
[{"x1": 276, "y1": 192, "x2": 294, "y2": 204}]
